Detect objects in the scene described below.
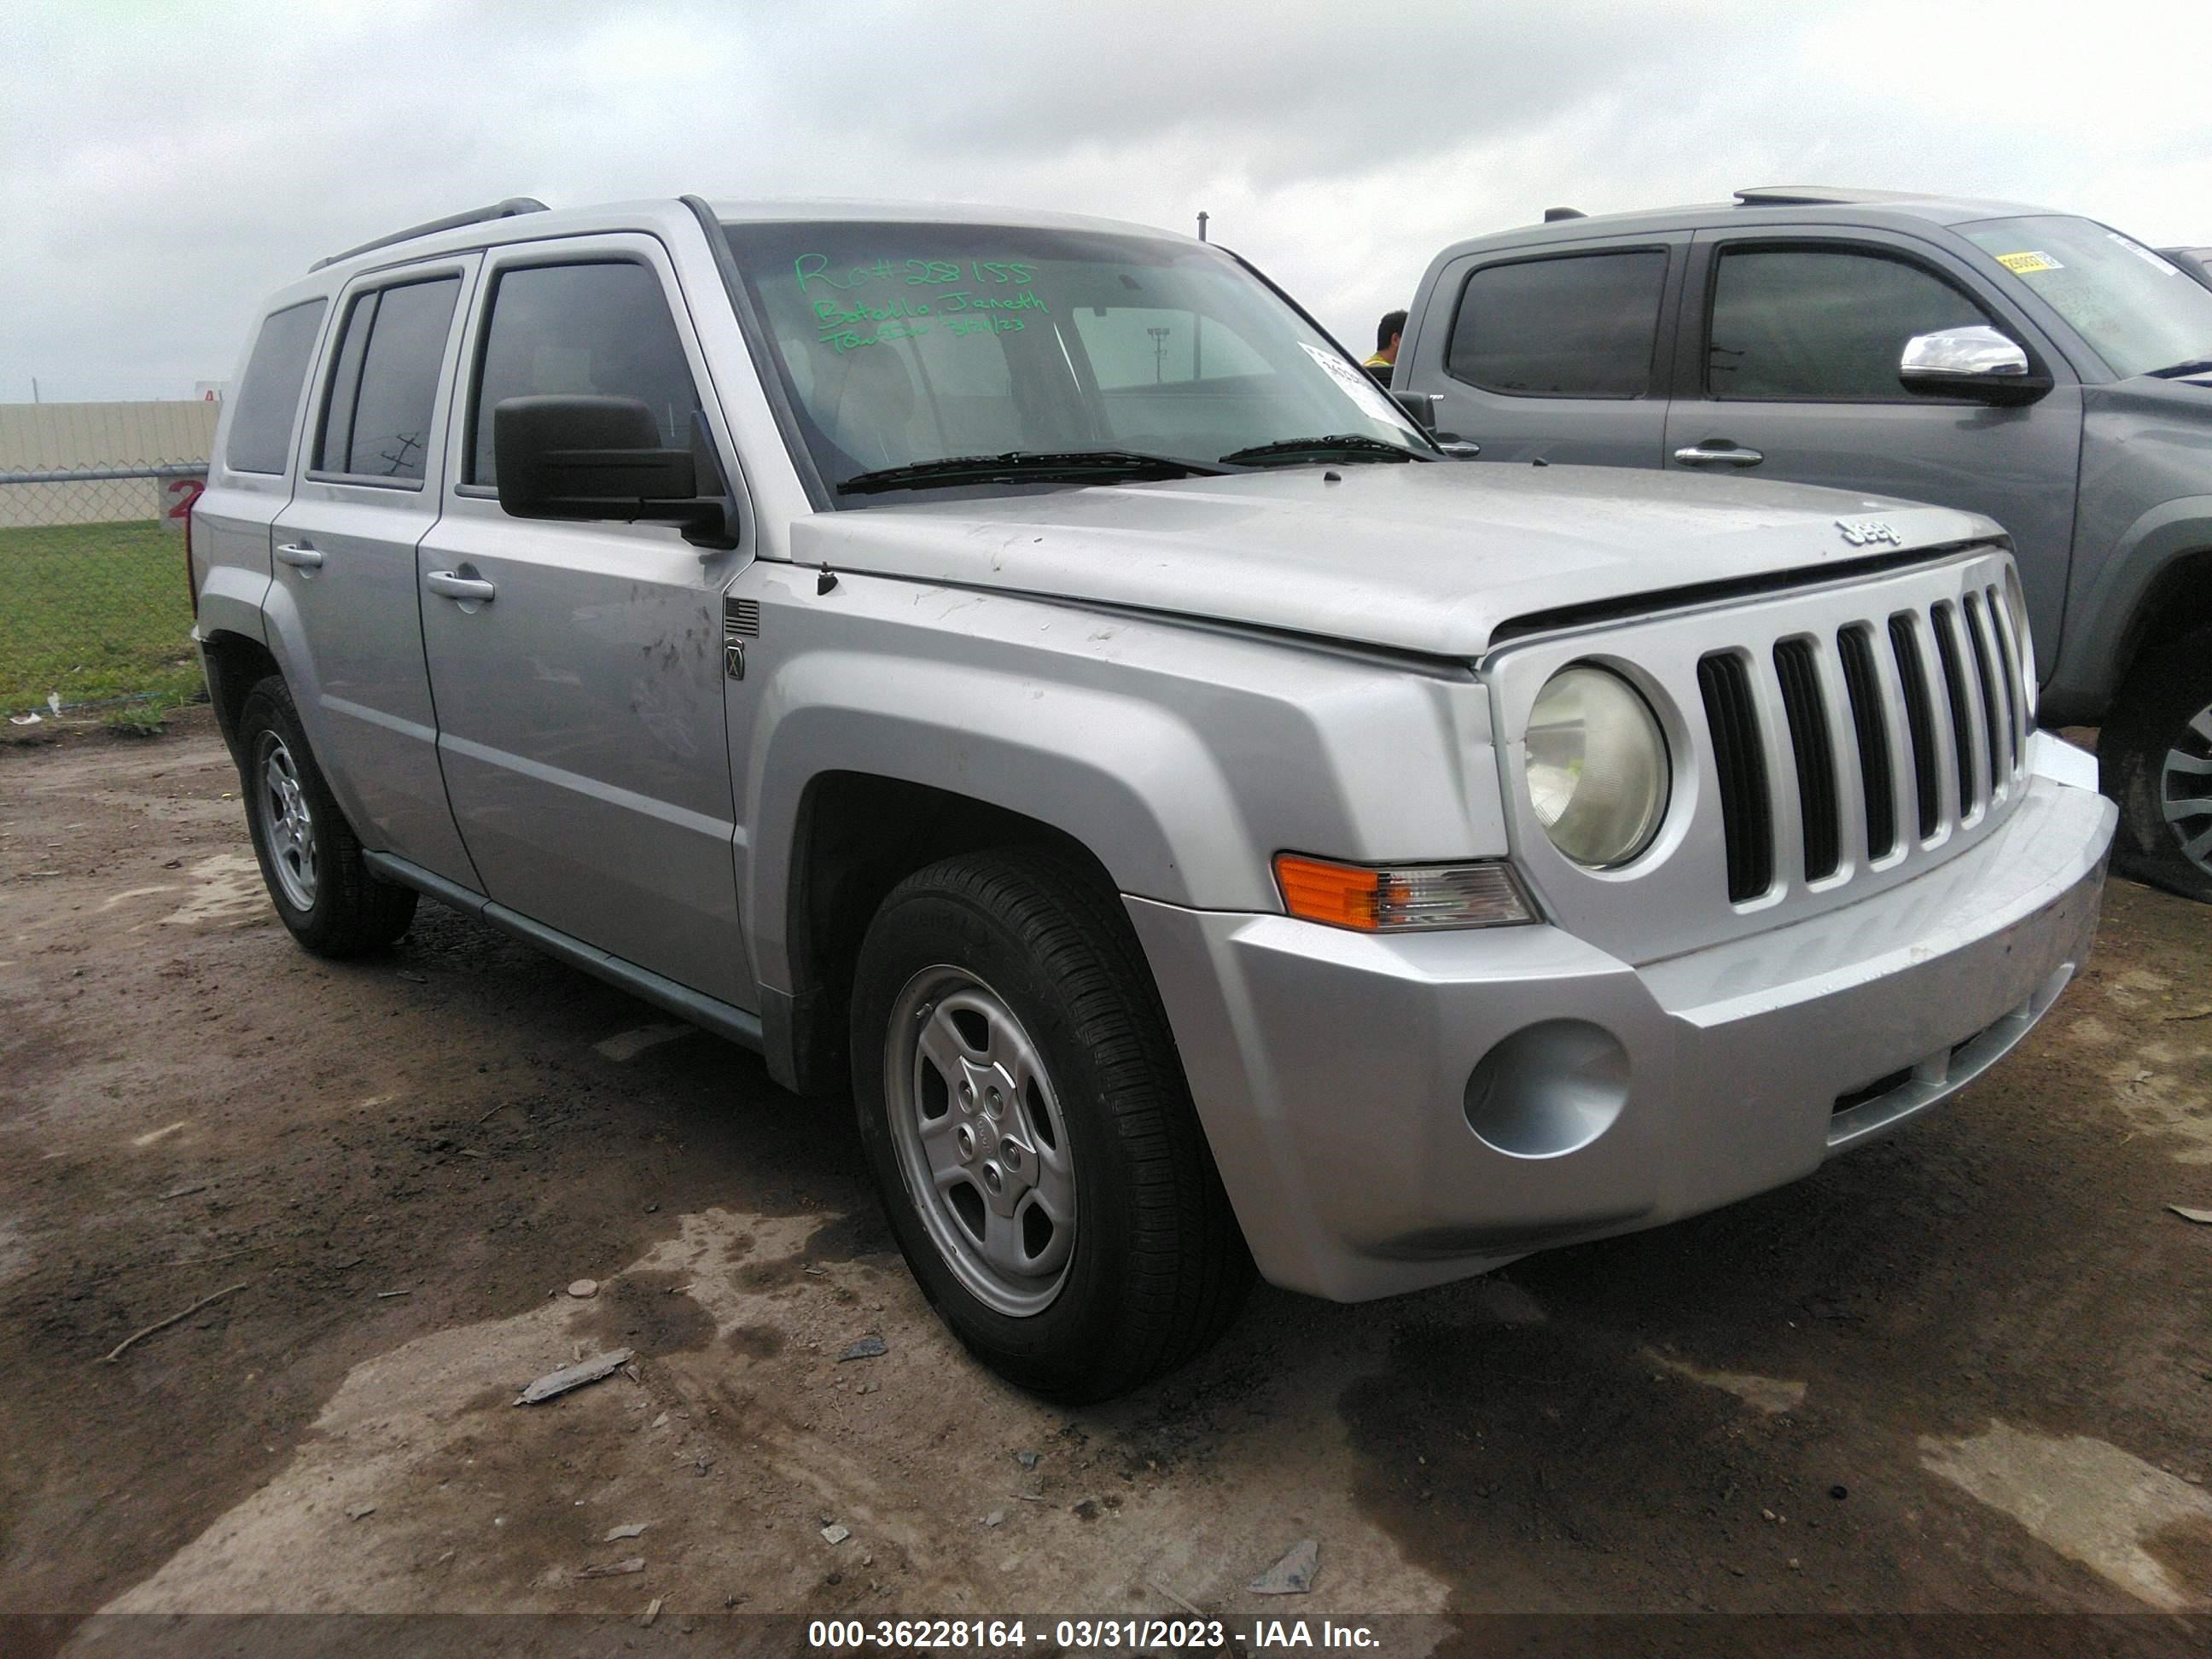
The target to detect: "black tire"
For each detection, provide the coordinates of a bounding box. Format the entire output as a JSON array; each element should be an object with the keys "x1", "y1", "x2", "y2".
[
  {"x1": 849, "y1": 847, "x2": 1252, "y2": 1401},
  {"x1": 236, "y1": 675, "x2": 418, "y2": 956},
  {"x1": 2101, "y1": 623, "x2": 2212, "y2": 904}
]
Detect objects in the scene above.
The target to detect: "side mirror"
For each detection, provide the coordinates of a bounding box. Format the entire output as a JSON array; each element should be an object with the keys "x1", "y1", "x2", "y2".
[
  {"x1": 494, "y1": 395, "x2": 736, "y2": 546},
  {"x1": 1392, "y1": 389, "x2": 1440, "y2": 430},
  {"x1": 1898, "y1": 326, "x2": 2052, "y2": 407}
]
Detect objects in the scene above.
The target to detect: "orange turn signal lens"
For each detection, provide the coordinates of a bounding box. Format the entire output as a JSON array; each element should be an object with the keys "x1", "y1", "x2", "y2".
[{"x1": 1272, "y1": 854, "x2": 1534, "y2": 932}]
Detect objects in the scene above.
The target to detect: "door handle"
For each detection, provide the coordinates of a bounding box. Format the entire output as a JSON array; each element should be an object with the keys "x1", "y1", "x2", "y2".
[
  {"x1": 1673, "y1": 442, "x2": 1765, "y2": 468},
  {"x1": 275, "y1": 543, "x2": 323, "y2": 569},
  {"x1": 425, "y1": 570, "x2": 497, "y2": 602}
]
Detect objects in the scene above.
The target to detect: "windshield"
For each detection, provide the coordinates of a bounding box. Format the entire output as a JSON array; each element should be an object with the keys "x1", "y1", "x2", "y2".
[
  {"x1": 1962, "y1": 214, "x2": 2212, "y2": 380},
  {"x1": 720, "y1": 219, "x2": 1429, "y2": 499}
]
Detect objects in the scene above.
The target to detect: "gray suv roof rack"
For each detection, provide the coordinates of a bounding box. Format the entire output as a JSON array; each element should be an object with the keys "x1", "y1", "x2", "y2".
[
  {"x1": 1732, "y1": 185, "x2": 1887, "y2": 207},
  {"x1": 311, "y1": 198, "x2": 550, "y2": 271}
]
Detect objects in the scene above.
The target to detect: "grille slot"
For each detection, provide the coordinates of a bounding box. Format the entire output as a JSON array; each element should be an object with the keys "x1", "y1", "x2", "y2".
[
  {"x1": 1773, "y1": 638, "x2": 1841, "y2": 881},
  {"x1": 1888, "y1": 613, "x2": 1941, "y2": 841},
  {"x1": 1697, "y1": 652, "x2": 1773, "y2": 902},
  {"x1": 1837, "y1": 625, "x2": 1897, "y2": 860},
  {"x1": 1930, "y1": 601, "x2": 1979, "y2": 816},
  {"x1": 1961, "y1": 592, "x2": 2006, "y2": 789},
  {"x1": 1984, "y1": 584, "x2": 2022, "y2": 773}
]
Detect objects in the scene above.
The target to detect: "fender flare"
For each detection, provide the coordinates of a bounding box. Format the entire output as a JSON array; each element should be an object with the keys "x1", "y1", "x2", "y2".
[{"x1": 740, "y1": 647, "x2": 1266, "y2": 999}]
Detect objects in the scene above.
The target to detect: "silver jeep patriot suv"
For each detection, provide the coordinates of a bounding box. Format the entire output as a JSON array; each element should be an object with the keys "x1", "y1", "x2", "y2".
[{"x1": 191, "y1": 196, "x2": 2115, "y2": 1400}]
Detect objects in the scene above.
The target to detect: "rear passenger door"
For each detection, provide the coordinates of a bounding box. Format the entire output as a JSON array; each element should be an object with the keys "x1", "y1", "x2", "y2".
[
  {"x1": 269, "y1": 259, "x2": 481, "y2": 888},
  {"x1": 415, "y1": 237, "x2": 753, "y2": 1008},
  {"x1": 1420, "y1": 235, "x2": 1686, "y2": 466},
  {"x1": 1664, "y1": 230, "x2": 2082, "y2": 646}
]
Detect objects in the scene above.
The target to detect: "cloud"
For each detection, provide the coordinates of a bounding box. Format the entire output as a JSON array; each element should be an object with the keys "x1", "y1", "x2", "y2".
[{"x1": 2, "y1": 0, "x2": 2207, "y2": 400}]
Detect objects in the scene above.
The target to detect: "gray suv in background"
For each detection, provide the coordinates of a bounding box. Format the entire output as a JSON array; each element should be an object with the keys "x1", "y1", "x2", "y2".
[
  {"x1": 1395, "y1": 187, "x2": 2212, "y2": 900},
  {"x1": 192, "y1": 196, "x2": 2110, "y2": 1399}
]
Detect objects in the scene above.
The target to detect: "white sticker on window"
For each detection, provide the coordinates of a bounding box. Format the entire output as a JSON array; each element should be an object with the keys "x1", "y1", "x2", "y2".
[
  {"x1": 2106, "y1": 231, "x2": 2181, "y2": 276},
  {"x1": 1299, "y1": 341, "x2": 1416, "y2": 429}
]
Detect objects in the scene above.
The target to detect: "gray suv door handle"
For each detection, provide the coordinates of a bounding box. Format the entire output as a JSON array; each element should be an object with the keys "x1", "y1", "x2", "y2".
[
  {"x1": 1673, "y1": 442, "x2": 1765, "y2": 468},
  {"x1": 425, "y1": 570, "x2": 497, "y2": 603},
  {"x1": 275, "y1": 543, "x2": 323, "y2": 569}
]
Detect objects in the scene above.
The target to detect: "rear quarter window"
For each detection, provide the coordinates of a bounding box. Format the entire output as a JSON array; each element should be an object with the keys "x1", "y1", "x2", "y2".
[{"x1": 224, "y1": 300, "x2": 329, "y2": 475}]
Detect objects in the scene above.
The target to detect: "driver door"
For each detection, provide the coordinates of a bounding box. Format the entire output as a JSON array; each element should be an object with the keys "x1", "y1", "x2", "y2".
[
  {"x1": 1663, "y1": 230, "x2": 2082, "y2": 649},
  {"x1": 416, "y1": 236, "x2": 755, "y2": 1009}
]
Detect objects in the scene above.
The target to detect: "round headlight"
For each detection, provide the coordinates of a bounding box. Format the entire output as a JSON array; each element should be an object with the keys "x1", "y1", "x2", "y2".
[{"x1": 1525, "y1": 665, "x2": 1670, "y2": 867}]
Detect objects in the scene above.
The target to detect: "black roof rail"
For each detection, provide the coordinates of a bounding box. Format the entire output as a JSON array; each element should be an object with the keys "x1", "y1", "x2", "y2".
[{"x1": 311, "y1": 198, "x2": 550, "y2": 271}]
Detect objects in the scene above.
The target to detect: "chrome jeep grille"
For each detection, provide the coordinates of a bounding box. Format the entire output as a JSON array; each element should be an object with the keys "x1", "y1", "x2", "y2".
[{"x1": 1697, "y1": 577, "x2": 2029, "y2": 905}]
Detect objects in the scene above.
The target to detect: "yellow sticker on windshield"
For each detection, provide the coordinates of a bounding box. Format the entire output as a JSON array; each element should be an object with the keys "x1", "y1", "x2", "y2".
[{"x1": 1995, "y1": 251, "x2": 2063, "y2": 274}]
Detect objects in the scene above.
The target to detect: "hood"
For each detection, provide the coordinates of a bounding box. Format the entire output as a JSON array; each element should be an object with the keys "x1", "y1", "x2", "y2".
[
  {"x1": 2087, "y1": 370, "x2": 2212, "y2": 415},
  {"x1": 792, "y1": 463, "x2": 1994, "y2": 660}
]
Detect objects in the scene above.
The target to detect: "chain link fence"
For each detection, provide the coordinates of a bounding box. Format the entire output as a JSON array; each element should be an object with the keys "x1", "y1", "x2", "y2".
[{"x1": 2, "y1": 463, "x2": 208, "y2": 720}]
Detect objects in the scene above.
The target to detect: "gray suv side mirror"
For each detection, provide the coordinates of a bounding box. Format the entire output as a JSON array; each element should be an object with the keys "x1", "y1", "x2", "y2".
[
  {"x1": 1898, "y1": 325, "x2": 2053, "y2": 407},
  {"x1": 494, "y1": 395, "x2": 737, "y2": 549}
]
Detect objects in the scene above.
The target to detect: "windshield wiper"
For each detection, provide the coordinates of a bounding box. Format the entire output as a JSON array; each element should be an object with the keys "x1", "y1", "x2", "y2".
[
  {"x1": 1218, "y1": 433, "x2": 1430, "y2": 467},
  {"x1": 836, "y1": 450, "x2": 1224, "y2": 495},
  {"x1": 2145, "y1": 357, "x2": 2212, "y2": 379}
]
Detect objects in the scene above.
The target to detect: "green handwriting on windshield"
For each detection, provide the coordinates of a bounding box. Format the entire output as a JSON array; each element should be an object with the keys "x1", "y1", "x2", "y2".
[
  {"x1": 816, "y1": 317, "x2": 1031, "y2": 355},
  {"x1": 805, "y1": 265, "x2": 1048, "y2": 353},
  {"x1": 793, "y1": 255, "x2": 1055, "y2": 351},
  {"x1": 795, "y1": 254, "x2": 1037, "y2": 294}
]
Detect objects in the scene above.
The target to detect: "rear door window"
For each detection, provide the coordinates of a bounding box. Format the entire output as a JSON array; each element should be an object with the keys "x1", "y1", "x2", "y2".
[
  {"x1": 466, "y1": 261, "x2": 703, "y2": 486},
  {"x1": 315, "y1": 276, "x2": 462, "y2": 481},
  {"x1": 1707, "y1": 247, "x2": 1990, "y2": 400},
  {"x1": 1447, "y1": 250, "x2": 1668, "y2": 398},
  {"x1": 225, "y1": 299, "x2": 328, "y2": 474}
]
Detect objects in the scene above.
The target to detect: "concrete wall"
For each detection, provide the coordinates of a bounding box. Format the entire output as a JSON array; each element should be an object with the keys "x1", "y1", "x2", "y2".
[{"x1": 0, "y1": 401, "x2": 222, "y2": 526}]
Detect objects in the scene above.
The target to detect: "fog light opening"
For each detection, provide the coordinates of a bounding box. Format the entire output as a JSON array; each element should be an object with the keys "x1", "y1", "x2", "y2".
[{"x1": 1463, "y1": 1020, "x2": 1629, "y2": 1159}]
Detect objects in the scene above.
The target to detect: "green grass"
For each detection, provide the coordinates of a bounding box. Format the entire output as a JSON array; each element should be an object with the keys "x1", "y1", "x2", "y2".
[{"x1": 0, "y1": 519, "x2": 203, "y2": 716}]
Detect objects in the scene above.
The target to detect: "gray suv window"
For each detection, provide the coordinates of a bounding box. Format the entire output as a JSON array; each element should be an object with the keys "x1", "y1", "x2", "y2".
[
  {"x1": 1447, "y1": 250, "x2": 1668, "y2": 398},
  {"x1": 316, "y1": 276, "x2": 462, "y2": 481},
  {"x1": 468, "y1": 262, "x2": 702, "y2": 487},
  {"x1": 1708, "y1": 247, "x2": 1988, "y2": 401},
  {"x1": 225, "y1": 299, "x2": 327, "y2": 474}
]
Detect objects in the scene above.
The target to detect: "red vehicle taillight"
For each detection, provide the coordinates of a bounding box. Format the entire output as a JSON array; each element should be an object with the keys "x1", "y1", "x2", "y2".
[{"x1": 178, "y1": 475, "x2": 205, "y2": 620}]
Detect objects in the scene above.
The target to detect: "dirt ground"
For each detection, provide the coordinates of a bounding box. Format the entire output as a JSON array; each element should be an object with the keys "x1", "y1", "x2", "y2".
[{"x1": 2, "y1": 713, "x2": 2209, "y2": 1650}]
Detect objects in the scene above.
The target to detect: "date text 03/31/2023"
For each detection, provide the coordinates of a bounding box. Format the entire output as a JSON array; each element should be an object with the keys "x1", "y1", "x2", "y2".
[{"x1": 804, "y1": 1616, "x2": 1385, "y2": 1650}]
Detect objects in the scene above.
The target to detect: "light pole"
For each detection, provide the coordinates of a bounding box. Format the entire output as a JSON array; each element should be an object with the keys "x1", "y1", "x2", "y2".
[{"x1": 1193, "y1": 212, "x2": 1209, "y2": 380}]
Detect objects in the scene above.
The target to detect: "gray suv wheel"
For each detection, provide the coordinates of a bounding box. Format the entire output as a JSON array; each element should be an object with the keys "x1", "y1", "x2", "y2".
[
  {"x1": 236, "y1": 676, "x2": 419, "y2": 957},
  {"x1": 2104, "y1": 625, "x2": 2212, "y2": 903},
  {"x1": 848, "y1": 847, "x2": 1252, "y2": 1400}
]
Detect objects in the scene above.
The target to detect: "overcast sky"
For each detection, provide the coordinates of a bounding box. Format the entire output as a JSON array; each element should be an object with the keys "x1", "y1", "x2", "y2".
[{"x1": 4, "y1": 0, "x2": 2209, "y2": 403}]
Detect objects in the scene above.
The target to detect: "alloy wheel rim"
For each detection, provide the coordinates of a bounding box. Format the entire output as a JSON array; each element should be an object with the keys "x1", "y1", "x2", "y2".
[
  {"x1": 884, "y1": 967, "x2": 1076, "y2": 1317},
  {"x1": 258, "y1": 736, "x2": 318, "y2": 911},
  {"x1": 2162, "y1": 702, "x2": 2212, "y2": 879}
]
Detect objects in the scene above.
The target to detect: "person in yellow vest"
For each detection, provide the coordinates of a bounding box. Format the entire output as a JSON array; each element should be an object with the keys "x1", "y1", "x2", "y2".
[{"x1": 1364, "y1": 309, "x2": 1406, "y2": 387}]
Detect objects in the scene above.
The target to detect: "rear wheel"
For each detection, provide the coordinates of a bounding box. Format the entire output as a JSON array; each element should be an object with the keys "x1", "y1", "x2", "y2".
[
  {"x1": 237, "y1": 677, "x2": 418, "y2": 955},
  {"x1": 849, "y1": 847, "x2": 1252, "y2": 1401},
  {"x1": 2103, "y1": 624, "x2": 2212, "y2": 904}
]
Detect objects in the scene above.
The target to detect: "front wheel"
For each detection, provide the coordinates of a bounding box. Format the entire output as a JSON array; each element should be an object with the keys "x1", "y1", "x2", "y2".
[
  {"x1": 2102, "y1": 624, "x2": 2212, "y2": 904},
  {"x1": 849, "y1": 848, "x2": 1251, "y2": 1401}
]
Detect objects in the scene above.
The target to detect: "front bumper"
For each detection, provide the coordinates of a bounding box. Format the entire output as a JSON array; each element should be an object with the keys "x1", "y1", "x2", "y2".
[{"x1": 1126, "y1": 740, "x2": 2115, "y2": 1301}]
